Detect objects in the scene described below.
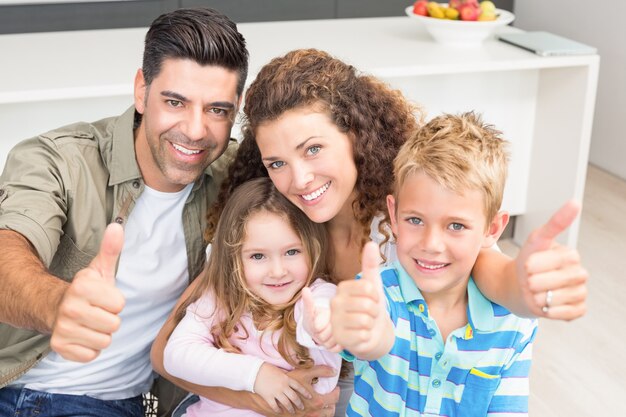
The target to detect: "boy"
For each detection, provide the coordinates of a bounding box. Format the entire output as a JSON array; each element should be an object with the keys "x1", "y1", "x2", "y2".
[{"x1": 330, "y1": 112, "x2": 538, "y2": 416}]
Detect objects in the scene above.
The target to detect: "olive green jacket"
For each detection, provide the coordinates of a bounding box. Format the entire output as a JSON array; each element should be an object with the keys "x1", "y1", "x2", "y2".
[{"x1": 0, "y1": 106, "x2": 236, "y2": 390}]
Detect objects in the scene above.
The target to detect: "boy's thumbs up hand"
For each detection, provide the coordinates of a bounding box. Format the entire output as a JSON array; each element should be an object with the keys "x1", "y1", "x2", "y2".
[
  {"x1": 50, "y1": 223, "x2": 126, "y2": 362},
  {"x1": 516, "y1": 200, "x2": 588, "y2": 320},
  {"x1": 331, "y1": 242, "x2": 394, "y2": 360}
]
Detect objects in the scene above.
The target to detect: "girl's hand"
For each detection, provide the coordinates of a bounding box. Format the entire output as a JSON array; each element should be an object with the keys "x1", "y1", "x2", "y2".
[
  {"x1": 301, "y1": 288, "x2": 342, "y2": 352},
  {"x1": 254, "y1": 363, "x2": 312, "y2": 414},
  {"x1": 516, "y1": 201, "x2": 588, "y2": 320}
]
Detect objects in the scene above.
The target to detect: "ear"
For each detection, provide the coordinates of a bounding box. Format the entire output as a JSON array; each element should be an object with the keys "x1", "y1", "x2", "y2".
[
  {"x1": 134, "y1": 69, "x2": 147, "y2": 115},
  {"x1": 386, "y1": 194, "x2": 399, "y2": 237},
  {"x1": 482, "y1": 210, "x2": 510, "y2": 248}
]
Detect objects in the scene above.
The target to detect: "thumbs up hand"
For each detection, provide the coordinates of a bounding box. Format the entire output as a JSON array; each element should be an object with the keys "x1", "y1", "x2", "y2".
[
  {"x1": 50, "y1": 223, "x2": 126, "y2": 362},
  {"x1": 301, "y1": 287, "x2": 341, "y2": 352},
  {"x1": 330, "y1": 242, "x2": 394, "y2": 360},
  {"x1": 516, "y1": 201, "x2": 588, "y2": 320}
]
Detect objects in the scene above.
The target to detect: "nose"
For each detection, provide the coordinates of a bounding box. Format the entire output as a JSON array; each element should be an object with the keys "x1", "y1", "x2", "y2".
[
  {"x1": 291, "y1": 162, "x2": 314, "y2": 190},
  {"x1": 270, "y1": 258, "x2": 287, "y2": 279},
  {"x1": 420, "y1": 227, "x2": 445, "y2": 254},
  {"x1": 181, "y1": 108, "x2": 207, "y2": 141}
]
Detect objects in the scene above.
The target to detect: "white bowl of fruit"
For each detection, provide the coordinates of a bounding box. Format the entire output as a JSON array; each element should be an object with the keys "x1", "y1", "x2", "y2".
[{"x1": 405, "y1": 1, "x2": 515, "y2": 46}]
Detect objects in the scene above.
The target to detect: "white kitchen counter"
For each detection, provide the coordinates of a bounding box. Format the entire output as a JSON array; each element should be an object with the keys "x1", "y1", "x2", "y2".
[{"x1": 0, "y1": 16, "x2": 599, "y2": 246}]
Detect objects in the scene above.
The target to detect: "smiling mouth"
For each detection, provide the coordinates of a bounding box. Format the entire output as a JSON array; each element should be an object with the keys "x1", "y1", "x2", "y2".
[
  {"x1": 301, "y1": 182, "x2": 330, "y2": 201},
  {"x1": 416, "y1": 259, "x2": 449, "y2": 270},
  {"x1": 172, "y1": 143, "x2": 202, "y2": 155},
  {"x1": 265, "y1": 282, "x2": 292, "y2": 288}
]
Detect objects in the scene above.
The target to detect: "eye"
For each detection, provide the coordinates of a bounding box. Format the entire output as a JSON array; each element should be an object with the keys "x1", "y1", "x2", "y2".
[
  {"x1": 268, "y1": 161, "x2": 285, "y2": 170},
  {"x1": 250, "y1": 253, "x2": 265, "y2": 260},
  {"x1": 285, "y1": 249, "x2": 301, "y2": 256},
  {"x1": 448, "y1": 223, "x2": 465, "y2": 231},
  {"x1": 209, "y1": 107, "x2": 227, "y2": 116},
  {"x1": 306, "y1": 145, "x2": 321, "y2": 156},
  {"x1": 407, "y1": 217, "x2": 423, "y2": 225},
  {"x1": 166, "y1": 99, "x2": 183, "y2": 108}
]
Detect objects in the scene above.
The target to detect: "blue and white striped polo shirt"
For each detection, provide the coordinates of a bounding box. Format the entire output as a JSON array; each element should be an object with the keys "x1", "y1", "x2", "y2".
[{"x1": 342, "y1": 262, "x2": 537, "y2": 417}]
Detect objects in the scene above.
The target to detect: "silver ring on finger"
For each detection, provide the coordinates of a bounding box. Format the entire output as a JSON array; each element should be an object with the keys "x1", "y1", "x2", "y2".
[{"x1": 542, "y1": 289, "x2": 554, "y2": 314}]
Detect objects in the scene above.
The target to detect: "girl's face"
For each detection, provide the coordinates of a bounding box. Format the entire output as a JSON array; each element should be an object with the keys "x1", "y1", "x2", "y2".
[
  {"x1": 256, "y1": 107, "x2": 358, "y2": 224},
  {"x1": 241, "y1": 210, "x2": 310, "y2": 305}
]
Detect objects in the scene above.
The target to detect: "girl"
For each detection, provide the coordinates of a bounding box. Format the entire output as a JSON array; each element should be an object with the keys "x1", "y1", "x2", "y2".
[{"x1": 162, "y1": 177, "x2": 341, "y2": 416}]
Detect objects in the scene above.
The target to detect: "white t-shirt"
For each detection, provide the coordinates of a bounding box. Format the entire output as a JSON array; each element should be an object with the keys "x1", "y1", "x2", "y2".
[{"x1": 14, "y1": 184, "x2": 193, "y2": 400}]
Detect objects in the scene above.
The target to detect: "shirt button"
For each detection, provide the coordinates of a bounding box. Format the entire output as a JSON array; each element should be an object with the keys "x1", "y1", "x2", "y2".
[
  {"x1": 132, "y1": 180, "x2": 140, "y2": 189},
  {"x1": 428, "y1": 328, "x2": 436, "y2": 337},
  {"x1": 432, "y1": 379, "x2": 441, "y2": 388},
  {"x1": 435, "y1": 352, "x2": 442, "y2": 360},
  {"x1": 114, "y1": 216, "x2": 124, "y2": 224}
]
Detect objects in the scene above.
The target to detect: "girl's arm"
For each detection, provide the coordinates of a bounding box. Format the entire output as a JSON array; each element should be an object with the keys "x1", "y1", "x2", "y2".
[
  {"x1": 163, "y1": 294, "x2": 264, "y2": 391},
  {"x1": 151, "y1": 278, "x2": 339, "y2": 416},
  {"x1": 472, "y1": 202, "x2": 588, "y2": 319}
]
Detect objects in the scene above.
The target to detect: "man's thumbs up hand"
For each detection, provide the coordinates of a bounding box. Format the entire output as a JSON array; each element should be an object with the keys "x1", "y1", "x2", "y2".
[
  {"x1": 331, "y1": 242, "x2": 394, "y2": 360},
  {"x1": 50, "y1": 223, "x2": 126, "y2": 362}
]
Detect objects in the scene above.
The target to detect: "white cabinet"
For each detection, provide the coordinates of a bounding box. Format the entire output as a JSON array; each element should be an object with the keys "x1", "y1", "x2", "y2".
[{"x1": 0, "y1": 17, "x2": 598, "y2": 246}]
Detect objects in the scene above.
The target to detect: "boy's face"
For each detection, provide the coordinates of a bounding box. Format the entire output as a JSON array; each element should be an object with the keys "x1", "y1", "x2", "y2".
[{"x1": 387, "y1": 172, "x2": 507, "y2": 299}]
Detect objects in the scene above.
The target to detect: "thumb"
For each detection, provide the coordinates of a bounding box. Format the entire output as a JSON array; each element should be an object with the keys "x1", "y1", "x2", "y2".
[
  {"x1": 89, "y1": 223, "x2": 124, "y2": 284},
  {"x1": 527, "y1": 200, "x2": 580, "y2": 252},
  {"x1": 360, "y1": 241, "x2": 384, "y2": 301},
  {"x1": 301, "y1": 287, "x2": 316, "y2": 321}
]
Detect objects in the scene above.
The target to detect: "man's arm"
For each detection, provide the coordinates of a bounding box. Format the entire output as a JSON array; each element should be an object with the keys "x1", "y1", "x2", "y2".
[
  {"x1": 0, "y1": 229, "x2": 66, "y2": 332},
  {"x1": 151, "y1": 279, "x2": 339, "y2": 417},
  {"x1": 0, "y1": 225, "x2": 126, "y2": 362}
]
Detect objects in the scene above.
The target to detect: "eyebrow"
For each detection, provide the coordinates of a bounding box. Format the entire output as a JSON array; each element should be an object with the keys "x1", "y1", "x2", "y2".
[
  {"x1": 261, "y1": 136, "x2": 319, "y2": 162},
  {"x1": 161, "y1": 90, "x2": 236, "y2": 109}
]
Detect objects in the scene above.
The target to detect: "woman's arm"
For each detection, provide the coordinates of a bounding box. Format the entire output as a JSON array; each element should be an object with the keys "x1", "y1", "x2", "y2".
[
  {"x1": 472, "y1": 202, "x2": 588, "y2": 320},
  {"x1": 151, "y1": 278, "x2": 340, "y2": 416}
]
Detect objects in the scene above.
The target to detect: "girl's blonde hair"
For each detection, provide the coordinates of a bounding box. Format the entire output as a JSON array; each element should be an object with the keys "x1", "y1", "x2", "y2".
[{"x1": 173, "y1": 177, "x2": 330, "y2": 368}]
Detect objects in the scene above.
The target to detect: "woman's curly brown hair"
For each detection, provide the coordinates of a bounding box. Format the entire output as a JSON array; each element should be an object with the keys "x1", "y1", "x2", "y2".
[{"x1": 206, "y1": 48, "x2": 422, "y2": 255}]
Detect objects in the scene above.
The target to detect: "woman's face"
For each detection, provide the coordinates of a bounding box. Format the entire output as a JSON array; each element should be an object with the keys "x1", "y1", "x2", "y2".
[{"x1": 256, "y1": 107, "x2": 358, "y2": 224}]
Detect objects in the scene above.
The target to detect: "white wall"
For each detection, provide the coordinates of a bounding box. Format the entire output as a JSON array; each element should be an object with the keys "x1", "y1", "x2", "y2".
[{"x1": 514, "y1": 0, "x2": 626, "y2": 180}]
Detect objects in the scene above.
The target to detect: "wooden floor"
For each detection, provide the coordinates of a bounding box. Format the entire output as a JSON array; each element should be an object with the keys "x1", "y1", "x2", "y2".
[{"x1": 499, "y1": 164, "x2": 625, "y2": 416}]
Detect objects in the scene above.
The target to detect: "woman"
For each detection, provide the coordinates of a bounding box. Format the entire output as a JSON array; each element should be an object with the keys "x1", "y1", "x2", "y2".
[{"x1": 152, "y1": 49, "x2": 587, "y2": 417}]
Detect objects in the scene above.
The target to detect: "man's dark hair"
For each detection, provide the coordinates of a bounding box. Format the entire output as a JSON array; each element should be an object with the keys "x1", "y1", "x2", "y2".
[{"x1": 142, "y1": 7, "x2": 249, "y2": 96}]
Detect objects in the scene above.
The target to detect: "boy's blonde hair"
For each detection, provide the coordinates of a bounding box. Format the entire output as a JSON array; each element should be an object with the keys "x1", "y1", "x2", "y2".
[{"x1": 393, "y1": 112, "x2": 509, "y2": 223}]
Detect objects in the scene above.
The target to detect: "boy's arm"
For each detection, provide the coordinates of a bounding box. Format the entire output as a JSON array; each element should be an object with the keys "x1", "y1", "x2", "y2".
[
  {"x1": 151, "y1": 279, "x2": 339, "y2": 416},
  {"x1": 472, "y1": 201, "x2": 588, "y2": 320},
  {"x1": 330, "y1": 242, "x2": 394, "y2": 361}
]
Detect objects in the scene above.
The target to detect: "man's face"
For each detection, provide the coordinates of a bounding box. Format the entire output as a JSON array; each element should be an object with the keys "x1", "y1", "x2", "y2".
[{"x1": 134, "y1": 58, "x2": 240, "y2": 192}]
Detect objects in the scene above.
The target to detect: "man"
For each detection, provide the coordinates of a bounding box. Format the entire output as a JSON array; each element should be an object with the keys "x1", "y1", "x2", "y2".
[{"x1": 0, "y1": 8, "x2": 335, "y2": 417}]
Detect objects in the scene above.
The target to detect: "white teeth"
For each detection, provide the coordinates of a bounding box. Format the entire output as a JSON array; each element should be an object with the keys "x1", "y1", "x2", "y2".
[
  {"x1": 417, "y1": 260, "x2": 447, "y2": 270},
  {"x1": 302, "y1": 182, "x2": 330, "y2": 201},
  {"x1": 172, "y1": 143, "x2": 201, "y2": 155}
]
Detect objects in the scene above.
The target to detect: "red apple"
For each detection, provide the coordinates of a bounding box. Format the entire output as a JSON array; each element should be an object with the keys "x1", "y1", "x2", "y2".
[
  {"x1": 458, "y1": 3, "x2": 480, "y2": 20},
  {"x1": 448, "y1": 0, "x2": 462, "y2": 9},
  {"x1": 412, "y1": 0, "x2": 428, "y2": 16}
]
